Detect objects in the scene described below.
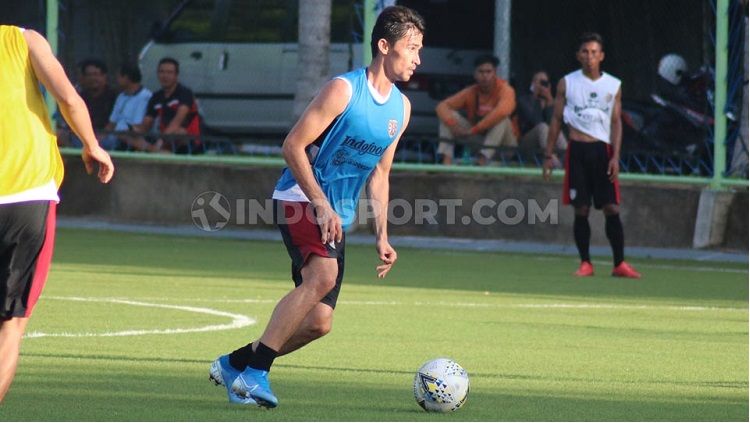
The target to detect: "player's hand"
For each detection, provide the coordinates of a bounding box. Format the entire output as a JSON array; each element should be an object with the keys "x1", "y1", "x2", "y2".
[
  {"x1": 313, "y1": 200, "x2": 342, "y2": 244},
  {"x1": 607, "y1": 157, "x2": 620, "y2": 182},
  {"x1": 375, "y1": 239, "x2": 397, "y2": 279},
  {"x1": 542, "y1": 156, "x2": 555, "y2": 181},
  {"x1": 82, "y1": 145, "x2": 114, "y2": 183}
]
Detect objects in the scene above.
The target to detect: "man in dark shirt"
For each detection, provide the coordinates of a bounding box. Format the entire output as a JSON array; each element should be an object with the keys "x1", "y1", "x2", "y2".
[
  {"x1": 79, "y1": 59, "x2": 117, "y2": 132},
  {"x1": 516, "y1": 70, "x2": 566, "y2": 167},
  {"x1": 132, "y1": 57, "x2": 202, "y2": 154},
  {"x1": 59, "y1": 59, "x2": 116, "y2": 147}
]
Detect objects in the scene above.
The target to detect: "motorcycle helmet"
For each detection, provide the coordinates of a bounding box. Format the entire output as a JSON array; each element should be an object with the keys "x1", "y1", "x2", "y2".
[{"x1": 658, "y1": 54, "x2": 687, "y2": 85}]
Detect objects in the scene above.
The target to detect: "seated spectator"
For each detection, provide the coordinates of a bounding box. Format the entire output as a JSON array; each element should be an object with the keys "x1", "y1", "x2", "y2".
[
  {"x1": 435, "y1": 55, "x2": 516, "y2": 166},
  {"x1": 80, "y1": 58, "x2": 117, "y2": 141},
  {"x1": 102, "y1": 63, "x2": 152, "y2": 150},
  {"x1": 516, "y1": 70, "x2": 567, "y2": 167},
  {"x1": 131, "y1": 57, "x2": 202, "y2": 154},
  {"x1": 59, "y1": 58, "x2": 117, "y2": 147}
]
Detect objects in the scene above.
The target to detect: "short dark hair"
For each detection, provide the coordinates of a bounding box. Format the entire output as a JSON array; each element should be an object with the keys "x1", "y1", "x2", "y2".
[
  {"x1": 80, "y1": 58, "x2": 107, "y2": 75},
  {"x1": 370, "y1": 6, "x2": 425, "y2": 58},
  {"x1": 530, "y1": 69, "x2": 549, "y2": 82},
  {"x1": 578, "y1": 32, "x2": 604, "y2": 51},
  {"x1": 474, "y1": 55, "x2": 499, "y2": 69},
  {"x1": 119, "y1": 63, "x2": 142, "y2": 83},
  {"x1": 158, "y1": 57, "x2": 180, "y2": 73}
]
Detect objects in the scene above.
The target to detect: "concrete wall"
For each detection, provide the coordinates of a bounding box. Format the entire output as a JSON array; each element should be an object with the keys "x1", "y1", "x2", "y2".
[
  {"x1": 725, "y1": 193, "x2": 749, "y2": 250},
  {"x1": 59, "y1": 155, "x2": 748, "y2": 250},
  {"x1": 386, "y1": 172, "x2": 703, "y2": 248}
]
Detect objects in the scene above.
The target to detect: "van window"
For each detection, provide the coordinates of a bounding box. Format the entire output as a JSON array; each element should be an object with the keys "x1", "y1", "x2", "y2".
[
  {"x1": 397, "y1": 0, "x2": 493, "y2": 49},
  {"x1": 224, "y1": 0, "x2": 297, "y2": 42},
  {"x1": 222, "y1": 0, "x2": 357, "y2": 44},
  {"x1": 331, "y1": 0, "x2": 358, "y2": 43},
  {"x1": 160, "y1": 0, "x2": 359, "y2": 44},
  {"x1": 160, "y1": 0, "x2": 218, "y2": 42}
]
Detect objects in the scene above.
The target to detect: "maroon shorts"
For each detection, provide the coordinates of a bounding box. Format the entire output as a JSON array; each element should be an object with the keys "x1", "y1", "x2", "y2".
[
  {"x1": 274, "y1": 200, "x2": 344, "y2": 309},
  {"x1": 0, "y1": 201, "x2": 56, "y2": 319}
]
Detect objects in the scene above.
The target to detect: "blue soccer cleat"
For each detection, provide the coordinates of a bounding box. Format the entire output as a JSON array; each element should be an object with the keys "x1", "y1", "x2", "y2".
[
  {"x1": 209, "y1": 354, "x2": 258, "y2": 405},
  {"x1": 231, "y1": 367, "x2": 279, "y2": 408}
]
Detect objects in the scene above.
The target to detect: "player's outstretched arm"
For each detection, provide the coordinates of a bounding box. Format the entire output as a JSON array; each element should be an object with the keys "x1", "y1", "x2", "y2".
[
  {"x1": 281, "y1": 78, "x2": 350, "y2": 244},
  {"x1": 367, "y1": 95, "x2": 411, "y2": 278},
  {"x1": 24, "y1": 29, "x2": 114, "y2": 183}
]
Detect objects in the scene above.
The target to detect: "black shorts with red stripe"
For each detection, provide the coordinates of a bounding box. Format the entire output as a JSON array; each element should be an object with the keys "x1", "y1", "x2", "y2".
[
  {"x1": 274, "y1": 200, "x2": 345, "y2": 309},
  {"x1": 563, "y1": 140, "x2": 620, "y2": 209},
  {"x1": 0, "y1": 201, "x2": 56, "y2": 319}
]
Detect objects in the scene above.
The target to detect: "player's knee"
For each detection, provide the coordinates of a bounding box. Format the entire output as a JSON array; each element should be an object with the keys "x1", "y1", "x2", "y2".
[
  {"x1": 603, "y1": 204, "x2": 619, "y2": 215},
  {"x1": 301, "y1": 262, "x2": 338, "y2": 297},
  {"x1": 574, "y1": 206, "x2": 590, "y2": 217},
  {"x1": 305, "y1": 275, "x2": 337, "y2": 298},
  {"x1": 318, "y1": 274, "x2": 337, "y2": 294},
  {"x1": 308, "y1": 318, "x2": 332, "y2": 339}
]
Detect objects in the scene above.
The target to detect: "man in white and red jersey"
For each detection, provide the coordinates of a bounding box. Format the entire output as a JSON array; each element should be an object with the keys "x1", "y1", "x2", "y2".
[{"x1": 542, "y1": 32, "x2": 640, "y2": 279}]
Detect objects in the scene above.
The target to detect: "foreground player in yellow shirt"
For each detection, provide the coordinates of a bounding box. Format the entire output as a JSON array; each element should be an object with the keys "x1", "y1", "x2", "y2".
[{"x1": 0, "y1": 24, "x2": 114, "y2": 402}]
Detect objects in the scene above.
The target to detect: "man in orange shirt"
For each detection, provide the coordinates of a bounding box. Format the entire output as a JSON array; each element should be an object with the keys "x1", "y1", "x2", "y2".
[{"x1": 436, "y1": 55, "x2": 517, "y2": 165}]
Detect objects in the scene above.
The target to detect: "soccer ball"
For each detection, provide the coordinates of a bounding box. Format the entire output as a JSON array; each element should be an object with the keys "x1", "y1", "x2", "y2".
[{"x1": 413, "y1": 358, "x2": 470, "y2": 412}]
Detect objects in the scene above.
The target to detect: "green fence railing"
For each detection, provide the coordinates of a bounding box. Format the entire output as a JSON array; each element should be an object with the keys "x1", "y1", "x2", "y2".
[{"x1": 60, "y1": 147, "x2": 748, "y2": 188}]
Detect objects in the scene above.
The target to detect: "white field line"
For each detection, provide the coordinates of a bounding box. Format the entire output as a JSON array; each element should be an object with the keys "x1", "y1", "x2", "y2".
[
  {"x1": 74, "y1": 296, "x2": 747, "y2": 313},
  {"x1": 532, "y1": 256, "x2": 747, "y2": 274},
  {"x1": 589, "y1": 260, "x2": 748, "y2": 274},
  {"x1": 353, "y1": 300, "x2": 747, "y2": 313},
  {"x1": 24, "y1": 296, "x2": 256, "y2": 339}
]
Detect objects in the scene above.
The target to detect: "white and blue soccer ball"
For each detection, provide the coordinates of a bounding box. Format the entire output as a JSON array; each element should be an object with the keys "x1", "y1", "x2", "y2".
[{"x1": 413, "y1": 358, "x2": 470, "y2": 412}]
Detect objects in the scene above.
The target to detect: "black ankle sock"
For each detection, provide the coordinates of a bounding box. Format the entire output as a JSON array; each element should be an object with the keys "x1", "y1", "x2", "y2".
[
  {"x1": 228, "y1": 342, "x2": 255, "y2": 371},
  {"x1": 605, "y1": 214, "x2": 625, "y2": 266},
  {"x1": 574, "y1": 215, "x2": 591, "y2": 263},
  {"x1": 247, "y1": 342, "x2": 278, "y2": 372}
]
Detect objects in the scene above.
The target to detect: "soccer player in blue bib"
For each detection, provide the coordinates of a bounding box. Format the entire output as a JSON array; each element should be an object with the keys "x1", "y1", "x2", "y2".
[{"x1": 209, "y1": 6, "x2": 425, "y2": 408}]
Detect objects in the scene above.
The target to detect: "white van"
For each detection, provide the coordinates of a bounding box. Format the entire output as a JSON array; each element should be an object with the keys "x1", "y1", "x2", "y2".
[{"x1": 138, "y1": 0, "x2": 492, "y2": 135}]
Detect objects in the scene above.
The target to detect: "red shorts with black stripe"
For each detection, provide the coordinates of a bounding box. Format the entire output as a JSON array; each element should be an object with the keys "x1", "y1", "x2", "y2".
[
  {"x1": 563, "y1": 140, "x2": 621, "y2": 209},
  {"x1": 0, "y1": 201, "x2": 56, "y2": 319},
  {"x1": 274, "y1": 200, "x2": 344, "y2": 309}
]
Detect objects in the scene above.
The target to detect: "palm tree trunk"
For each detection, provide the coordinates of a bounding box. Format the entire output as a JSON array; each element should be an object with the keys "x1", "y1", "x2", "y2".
[{"x1": 293, "y1": 0, "x2": 332, "y2": 120}]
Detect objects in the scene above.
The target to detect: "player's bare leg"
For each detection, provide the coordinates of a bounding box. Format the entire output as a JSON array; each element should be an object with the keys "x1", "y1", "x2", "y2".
[
  {"x1": 275, "y1": 303, "x2": 333, "y2": 356},
  {"x1": 257, "y1": 255, "x2": 338, "y2": 352},
  {"x1": 0, "y1": 317, "x2": 29, "y2": 403},
  {"x1": 228, "y1": 255, "x2": 338, "y2": 407}
]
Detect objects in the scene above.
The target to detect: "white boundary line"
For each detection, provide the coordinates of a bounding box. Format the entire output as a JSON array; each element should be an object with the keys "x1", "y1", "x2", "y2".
[
  {"x1": 24, "y1": 296, "x2": 256, "y2": 339},
  {"x1": 589, "y1": 260, "x2": 748, "y2": 274},
  {"x1": 65, "y1": 296, "x2": 747, "y2": 313},
  {"x1": 532, "y1": 256, "x2": 748, "y2": 274}
]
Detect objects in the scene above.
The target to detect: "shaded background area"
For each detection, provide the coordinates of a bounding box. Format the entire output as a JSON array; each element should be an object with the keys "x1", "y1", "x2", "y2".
[
  {"x1": 3, "y1": 0, "x2": 182, "y2": 79},
  {"x1": 1, "y1": 0, "x2": 719, "y2": 103},
  {"x1": 509, "y1": 0, "x2": 707, "y2": 102},
  {"x1": 2, "y1": 0, "x2": 746, "y2": 176}
]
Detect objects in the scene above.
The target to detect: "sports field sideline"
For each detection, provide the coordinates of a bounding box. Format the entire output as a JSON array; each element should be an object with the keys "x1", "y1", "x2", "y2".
[{"x1": 2, "y1": 227, "x2": 747, "y2": 421}]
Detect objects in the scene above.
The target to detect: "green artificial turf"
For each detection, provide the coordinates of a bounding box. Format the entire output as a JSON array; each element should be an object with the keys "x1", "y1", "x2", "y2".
[{"x1": 1, "y1": 228, "x2": 747, "y2": 421}]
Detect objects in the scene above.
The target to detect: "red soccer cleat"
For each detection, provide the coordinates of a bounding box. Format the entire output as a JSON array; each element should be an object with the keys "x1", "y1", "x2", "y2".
[
  {"x1": 574, "y1": 261, "x2": 594, "y2": 277},
  {"x1": 611, "y1": 261, "x2": 641, "y2": 279}
]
